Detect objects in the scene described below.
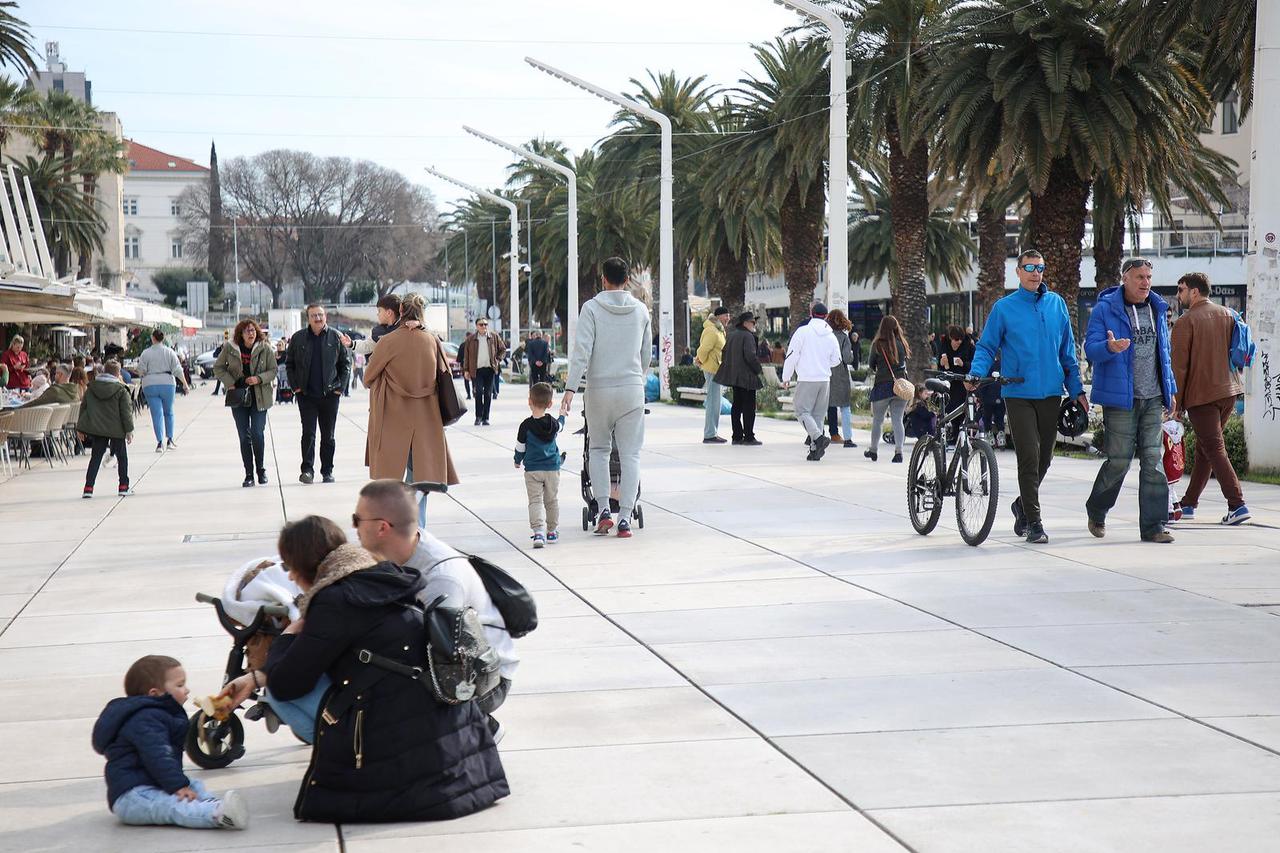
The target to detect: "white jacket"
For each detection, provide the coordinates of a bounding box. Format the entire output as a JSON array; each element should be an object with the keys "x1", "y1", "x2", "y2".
[{"x1": 782, "y1": 319, "x2": 842, "y2": 382}]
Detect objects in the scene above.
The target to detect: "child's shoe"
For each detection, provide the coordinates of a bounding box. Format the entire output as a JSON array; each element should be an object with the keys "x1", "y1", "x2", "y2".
[
  {"x1": 532, "y1": 532, "x2": 546, "y2": 549},
  {"x1": 1222, "y1": 505, "x2": 1251, "y2": 525},
  {"x1": 117, "y1": 484, "x2": 133, "y2": 497},
  {"x1": 546, "y1": 530, "x2": 559, "y2": 544},
  {"x1": 1180, "y1": 505, "x2": 1196, "y2": 520},
  {"x1": 217, "y1": 789, "x2": 249, "y2": 830}
]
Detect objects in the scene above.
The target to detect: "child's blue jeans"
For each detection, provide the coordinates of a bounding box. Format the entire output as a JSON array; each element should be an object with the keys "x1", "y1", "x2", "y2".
[
  {"x1": 113, "y1": 778, "x2": 221, "y2": 828},
  {"x1": 266, "y1": 674, "x2": 331, "y2": 744}
]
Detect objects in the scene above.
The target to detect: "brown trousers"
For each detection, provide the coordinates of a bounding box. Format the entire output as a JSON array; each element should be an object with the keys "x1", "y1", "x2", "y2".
[{"x1": 1181, "y1": 396, "x2": 1244, "y2": 510}]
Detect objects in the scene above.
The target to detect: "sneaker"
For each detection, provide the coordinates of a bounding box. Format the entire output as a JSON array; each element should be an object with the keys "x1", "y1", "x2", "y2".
[
  {"x1": 843, "y1": 440, "x2": 857, "y2": 448},
  {"x1": 299, "y1": 471, "x2": 314, "y2": 484},
  {"x1": 474, "y1": 417, "x2": 482, "y2": 426},
  {"x1": 242, "y1": 474, "x2": 255, "y2": 488},
  {"x1": 81, "y1": 486, "x2": 93, "y2": 499},
  {"x1": 166, "y1": 440, "x2": 178, "y2": 450},
  {"x1": 863, "y1": 449, "x2": 878, "y2": 462},
  {"x1": 892, "y1": 452, "x2": 903, "y2": 463},
  {"x1": 482, "y1": 419, "x2": 490, "y2": 426},
  {"x1": 703, "y1": 436, "x2": 727, "y2": 444},
  {"x1": 742, "y1": 438, "x2": 763, "y2": 446},
  {"x1": 1169, "y1": 501, "x2": 1183, "y2": 522},
  {"x1": 616, "y1": 518, "x2": 632, "y2": 538},
  {"x1": 117, "y1": 486, "x2": 134, "y2": 497},
  {"x1": 1142, "y1": 529, "x2": 1175, "y2": 543},
  {"x1": 1088, "y1": 519, "x2": 1106, "y2": 538},
  {"x1": 1180, "y1": 506, "x2": 1196, "y2": 520},
  {"x1": 1025, "y1": 521, "x2": 1048, "y2": 544},
  {"x1": 155, "y1": 442, "x2": 163, "y2": 453},
  {"x1": 1012, "y1": 498, "x2": 1027, "y2": 538},
  {"x1": 488, "y1": 716, "x2": 506, "y2": 745},
  {"x1": 546, "y1": 530, "x2": 559, "y2": 544},
  {"x1": 1222, "y1": 505, "x2": 1252, "y2": 525},
  {"x1": 594, "y1": 510, "x2": 614, "y2": 536},
  {"x1": 322, "y1": 474, "x2": 336, "y2": 484},
  {"x1": 257, "y1": 469, "x2": 268, "y2": 485},
  {"x1": 810, "y1": 435, "x2": 830, "y2": 461},
  {"x1": 532, "y1": 532, "x2": 546, "y2": 549},
  {"x1": 217, "y1": 789, "x2": 249, "y2": 830}
]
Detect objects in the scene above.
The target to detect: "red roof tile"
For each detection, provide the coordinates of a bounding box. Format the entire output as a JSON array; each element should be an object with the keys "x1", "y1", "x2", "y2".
[{"x1": 125, "y1": 140, "x2": 208, "y2": 173}]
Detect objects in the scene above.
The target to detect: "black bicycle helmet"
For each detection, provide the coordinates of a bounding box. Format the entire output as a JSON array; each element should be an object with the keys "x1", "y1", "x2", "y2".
[{"x1": 1058, "y1": 398, "x2": 1090, "y2": 438}]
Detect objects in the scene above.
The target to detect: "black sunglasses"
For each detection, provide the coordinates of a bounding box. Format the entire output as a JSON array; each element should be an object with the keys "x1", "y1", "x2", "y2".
[
  {"x1": 352, "y1": 514, "x2": 393, "y2": 529},
  {"x1": 1122, "y1": 259, "x2": 1153, "y2": 272}
]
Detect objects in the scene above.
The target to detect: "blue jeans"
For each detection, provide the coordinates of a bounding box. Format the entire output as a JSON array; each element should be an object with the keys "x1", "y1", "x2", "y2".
[
  {"x1": 266, "y1": 674, "x2": 330, "y2": 744},
  {"x1": 1086, "y1": 396, "x2": 1168, "y2": 537},
  {"x1": 142, "y1": 384, "x2": 176, "y2": 443},
  {"x1": 231, "y1": 406, "x2": 267, "y2": 473},
  {"x1": 113, "y1": 778, "x2": 221, "y2": 828},
  {"x1": 703, "y1": 371, "x2": 723, "y2": 439},
  {"x1": 406, "y1": 452, "x2": 428, "y2": 528}
]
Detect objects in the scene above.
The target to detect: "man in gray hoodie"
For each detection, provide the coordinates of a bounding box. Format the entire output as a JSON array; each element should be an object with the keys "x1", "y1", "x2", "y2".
[{"x1": 561, "y1": 257, "x2": 651, "y2": 538}]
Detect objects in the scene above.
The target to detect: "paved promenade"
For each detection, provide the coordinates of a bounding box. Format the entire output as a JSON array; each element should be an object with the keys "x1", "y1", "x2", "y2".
[{"x1": 2, "y1": 380, "x2": 1279, "y2": 852}]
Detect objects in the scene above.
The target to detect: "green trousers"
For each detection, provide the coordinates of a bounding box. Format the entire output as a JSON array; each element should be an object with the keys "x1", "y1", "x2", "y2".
[{"x1": 1005, "y1": 396, "x2": 1061, "y2": 524}]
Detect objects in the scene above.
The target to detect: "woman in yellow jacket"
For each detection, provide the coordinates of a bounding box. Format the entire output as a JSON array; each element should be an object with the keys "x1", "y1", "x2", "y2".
[{"x1": 694, "y1": 306, "x2": 731, "y2": 443}]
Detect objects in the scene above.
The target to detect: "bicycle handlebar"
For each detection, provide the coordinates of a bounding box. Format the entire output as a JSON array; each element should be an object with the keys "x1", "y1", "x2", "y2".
[{"x1": 933, "y1": 371, "x2": 1024, "y2": 386}]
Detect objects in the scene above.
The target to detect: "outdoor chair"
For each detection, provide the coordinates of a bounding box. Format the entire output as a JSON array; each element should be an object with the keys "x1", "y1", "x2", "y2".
[
  {"x1": 63, "y1": 401, "x2": 82, "y2": 455},
  {"x1": 0, "y1": 411, "x2": 13, "y2": 477},
  {"x1": 5, "y1": 406, "x2": 54, "y2": 470},
  {"x1": 42, "y1": 404, "x2": 72, "y2": 466}
]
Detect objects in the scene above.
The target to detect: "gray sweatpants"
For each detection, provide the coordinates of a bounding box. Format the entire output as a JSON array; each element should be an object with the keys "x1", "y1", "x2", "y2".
[
  {"x1": 792, "y1": 381, "x2": 830, "y2": 440},
  {"x1": 585, "y1": 385, "x2": 645, "y2": 518}
]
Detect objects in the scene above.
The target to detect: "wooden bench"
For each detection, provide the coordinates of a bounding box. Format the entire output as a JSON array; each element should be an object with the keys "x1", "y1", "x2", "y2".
[{"x1": 777, "y1": 394, "x2": 794, "y2": 412}]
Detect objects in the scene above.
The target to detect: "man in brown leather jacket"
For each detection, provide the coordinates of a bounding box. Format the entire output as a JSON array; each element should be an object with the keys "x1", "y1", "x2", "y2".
[
  {"x1": 461, "y1": 318, "x2": 507, "y2": 426},
  {"x1": 1170, "y1": 272, "x2": 1250, "y2": 524}
]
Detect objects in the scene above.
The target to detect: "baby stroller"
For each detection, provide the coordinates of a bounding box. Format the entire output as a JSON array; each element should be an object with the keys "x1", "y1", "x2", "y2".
[
  {"x1": 578, "y1": 408, "x2": 646, "y2": 531},
  {"x1": 186, "y1": 558, "x2": 302, "y2": 769},
  {"x1": 275, "y1": 362, "x2": 294, "y2": 404}
]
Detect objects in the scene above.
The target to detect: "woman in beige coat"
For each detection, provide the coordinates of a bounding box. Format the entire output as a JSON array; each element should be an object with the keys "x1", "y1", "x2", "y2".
[{"x1": 363, "y1": 296, "x2": 459, "y2": 497}]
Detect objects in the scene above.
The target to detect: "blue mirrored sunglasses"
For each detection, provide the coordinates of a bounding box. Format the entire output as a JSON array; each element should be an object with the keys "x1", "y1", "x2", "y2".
[{"x1": 1020, "y1": 263, "x2": 1046, "y2": 273}]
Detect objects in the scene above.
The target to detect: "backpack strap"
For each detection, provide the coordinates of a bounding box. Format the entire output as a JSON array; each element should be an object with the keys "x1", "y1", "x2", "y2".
[{"x1": 319, "y1": 660, "x2": 394, "y2": 726}]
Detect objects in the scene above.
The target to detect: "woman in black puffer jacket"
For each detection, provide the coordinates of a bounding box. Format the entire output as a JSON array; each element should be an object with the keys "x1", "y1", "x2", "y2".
[{"x1": 220, "y1": 515, "x2": 508, "y2": 823}]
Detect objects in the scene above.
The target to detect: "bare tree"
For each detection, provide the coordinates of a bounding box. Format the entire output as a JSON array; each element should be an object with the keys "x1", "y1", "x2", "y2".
[{"x1": 361, "y1": 182, "x2": 440, "y2": 297}]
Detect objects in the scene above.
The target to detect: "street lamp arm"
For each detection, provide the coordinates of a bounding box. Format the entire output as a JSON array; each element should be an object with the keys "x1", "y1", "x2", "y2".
[
  {"x1": 524, "y1": 57, "x2": 673, "y2": 132},
  {"x1": 461, "y1": 126, "x2": 576, "y2": 182},
  {"x1": 423, "y1": 165, "x2": 517, "y2": 215},
  {"x1": 774, "y1": 0, "x2": 847, "y2": 35}
]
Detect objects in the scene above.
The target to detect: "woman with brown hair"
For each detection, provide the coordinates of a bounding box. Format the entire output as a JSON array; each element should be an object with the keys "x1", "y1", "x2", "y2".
[
  {"x1": 866, "y1": 314, "x2": 911, "y2": 462},
  {"x1": 364, "y1": 294, "x2": 458, "y2": 492},
  {"x1": 825, "y1": 309, "x2": 858, "y2": 447},
  {"x1": 217, "y1": 516, "x2": 508, "y2": 823},
  {"x1": 213, "y1": 319, "x2": 277, "y2": 487}
]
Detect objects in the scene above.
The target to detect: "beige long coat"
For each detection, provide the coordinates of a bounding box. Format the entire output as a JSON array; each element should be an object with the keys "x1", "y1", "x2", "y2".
[{"x1": 363, "y1": 327, "x2": 459, "y2": 485}]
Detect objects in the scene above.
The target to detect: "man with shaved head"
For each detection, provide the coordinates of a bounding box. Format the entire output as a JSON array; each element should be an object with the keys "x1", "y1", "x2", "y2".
[{"x1": 353, "y1": 480, "x2": 518, "y2": 741}]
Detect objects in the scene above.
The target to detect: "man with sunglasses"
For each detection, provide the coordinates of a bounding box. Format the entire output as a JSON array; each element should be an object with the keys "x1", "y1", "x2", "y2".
[
  {"x1": 1083, "y1": 258, "x2": 1176, "y2": 543},
  {"x1": 462, "y1": 317, "x2": 507, "y2": 426},
  {"x1": 968, "y1": 249, "x2": 1087, "y2": 544}
]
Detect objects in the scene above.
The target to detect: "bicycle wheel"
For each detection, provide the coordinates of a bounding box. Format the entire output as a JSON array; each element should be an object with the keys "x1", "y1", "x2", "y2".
[
  {"x1": 907, "y1": 437, "x2": 944, "y2": 535},
  {"x1": 955, "y1": 437, "x2": 999, "y2": 546}
]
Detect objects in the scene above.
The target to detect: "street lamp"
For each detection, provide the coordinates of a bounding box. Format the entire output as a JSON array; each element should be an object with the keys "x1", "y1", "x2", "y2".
[
  {"x1": 773, "y1": 0, "x2": 849, "y2": 311},
  {"x1": 423, "y1": 166, "x2": 520, "y2": 348},
  {"x1": 462, "y1": 125, "x2": 579, "y2": 354},
  {"x1": 525, "y1": 57, "x2": 674, "y2": 400}
]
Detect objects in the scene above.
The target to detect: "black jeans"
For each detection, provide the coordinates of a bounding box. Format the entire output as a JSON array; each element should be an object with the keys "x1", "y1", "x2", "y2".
[
  {"x1": 529, "y1": 363, "x2": 549, "y2": 386},
  {"x1": 731, "y1": 386, "x2": 757, "y2": 441},
  {"x1": 85, "y1": 435, "x2": 128, "y2": 489},
  {"x1": 474, "y1": 367, "x2": 495, "y2": 421},
  {"x1": 232, "y1": 406, "x2": 268, "y2": 474},
  {"x1": 1005, "y1": 396, "x2": 1060, "y2": 524},
  {"x1": 297, "y1": 392, "x2": 340, "y2": 476}
]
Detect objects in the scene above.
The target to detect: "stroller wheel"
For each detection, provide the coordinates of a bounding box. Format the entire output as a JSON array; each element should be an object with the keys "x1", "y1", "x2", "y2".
[
  {"x1": 582, "y1": 506, "x2": 590, "y2": 531},
  {"x1": 185, "y1": 710, "x2": 245, "y2": 769},
  {"x1": 636, "y1": 505, "x2": 644, "y2": 529}
]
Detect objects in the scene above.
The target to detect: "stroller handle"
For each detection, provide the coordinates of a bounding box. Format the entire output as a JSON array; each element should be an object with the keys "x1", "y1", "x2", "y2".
[
  {"x1": 195, "y1": 592, "x2": 291, "y2": 618},
  {"x1": 410, "y1": 481, "x2": 449, "y2": 495}
]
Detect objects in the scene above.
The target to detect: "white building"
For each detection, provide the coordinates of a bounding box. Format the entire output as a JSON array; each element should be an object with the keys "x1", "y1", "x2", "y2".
[{"x1": 121, "y1": 141, "x2": 209, "y2": 298}]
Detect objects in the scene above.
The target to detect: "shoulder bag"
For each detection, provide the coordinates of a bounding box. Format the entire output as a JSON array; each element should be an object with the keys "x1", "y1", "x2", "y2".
[
  {"x1": 881, "y1": 343, "x2": 915, "y2": 402},
  {"x1": 434, "y1": 339, "x2": 467, "y2": 426}
]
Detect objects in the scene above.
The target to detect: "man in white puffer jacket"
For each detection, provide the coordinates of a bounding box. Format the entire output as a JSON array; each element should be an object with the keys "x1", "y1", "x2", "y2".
[{"x1": 782, "y1": 303, "x2": 843, "y2": 461}]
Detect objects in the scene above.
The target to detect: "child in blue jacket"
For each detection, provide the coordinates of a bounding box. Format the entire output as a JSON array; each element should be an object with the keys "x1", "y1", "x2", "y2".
[
  {"x1": 515, "y1": 382, "x2": 565, "y2": 549},
  {"x1": 92, "y1": 655, "x2": 248, "y2": 830}
]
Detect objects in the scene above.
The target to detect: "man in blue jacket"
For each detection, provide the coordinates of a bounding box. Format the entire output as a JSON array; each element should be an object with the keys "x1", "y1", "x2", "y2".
[
  {"x1": 969, "y1": 249, "x2": 1087, "y2": 544},
  {"x1": 1083, "y1": 258, "x2": 1176, "y2": 543}
]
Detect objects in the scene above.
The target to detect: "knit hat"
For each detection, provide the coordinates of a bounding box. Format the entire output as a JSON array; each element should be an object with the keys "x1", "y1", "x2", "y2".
[
  {"x1": 712, "y1": 306, "x2": 731, "y2": 317},
  {"x1": 811, "y1": 302, "x2": 829, "y2": 318}
]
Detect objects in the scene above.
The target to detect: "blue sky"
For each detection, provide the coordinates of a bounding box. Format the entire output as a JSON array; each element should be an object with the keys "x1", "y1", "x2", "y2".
[{"x1": 24, "y1": 0, "x2": 800, "y2": 211}]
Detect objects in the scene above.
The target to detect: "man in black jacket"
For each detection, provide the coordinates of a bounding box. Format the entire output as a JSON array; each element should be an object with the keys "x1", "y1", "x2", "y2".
[
  {"x1": 525, "y1": 331, "x2": 551, "y2": 386},
  {"x1": 286, "y1": 304, "x2": 351, "y2": 484}
]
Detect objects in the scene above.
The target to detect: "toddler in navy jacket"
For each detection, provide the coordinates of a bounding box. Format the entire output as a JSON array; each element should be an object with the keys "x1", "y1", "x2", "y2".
[
  {"x1": 91, "y1": 655, "x2": 248, "y2": 830},
  {"x1": 514, "y1": 382, "x2": 565, "y2": 549}
]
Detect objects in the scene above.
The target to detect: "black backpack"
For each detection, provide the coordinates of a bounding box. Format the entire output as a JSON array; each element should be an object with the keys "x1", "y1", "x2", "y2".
[{"x1": 424, "y1": 554, "x2": 538, "y2": 638}]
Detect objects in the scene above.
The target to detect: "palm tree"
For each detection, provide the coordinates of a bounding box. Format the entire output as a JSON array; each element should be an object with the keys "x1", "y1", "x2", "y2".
[
  {"x1": 847, "y1": 158, "x2": 976, "y2": 294},
  {"x1": 0, "y1": 2, "x2": 37, "y2": 73},
  {"x1": 0, "y1": 76, "x2": 34, "y2": 159},
  {"x1": 596, "y1": 71, "x2": 719, "y2": 348},
  {"x1": 1112, "y1": 0, "x2": 1257, "y2": 115},
  {"x1": 835, "y1": 0, "x2": 954, "y2": 375},
  {"x1": 931, "y1": 0, "x2": 1230, "y2": 328},
  {"x1": 10, "y1": 154, "x2": 106, "y2": 277},
  {"x1": 727, "y1": 37, "x2": 831, "y2": 328}
]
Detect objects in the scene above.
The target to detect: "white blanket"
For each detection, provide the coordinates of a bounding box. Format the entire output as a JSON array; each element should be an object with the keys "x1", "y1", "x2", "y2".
[{"x1": 221, "y1": 556, "x2": 301, "y2": 626}]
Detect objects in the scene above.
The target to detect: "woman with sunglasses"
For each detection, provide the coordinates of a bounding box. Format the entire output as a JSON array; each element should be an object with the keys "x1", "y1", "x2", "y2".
[{"x1": 968, "y1": 249, "x2": 1087, "y2": 545}]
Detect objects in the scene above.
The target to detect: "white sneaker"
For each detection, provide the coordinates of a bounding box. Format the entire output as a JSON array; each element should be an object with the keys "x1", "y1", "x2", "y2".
[
  {"x1": 217, "y1": 789, "x2": 249, "y2": 830},
  {"x1": 155, "y1": 442, "x2": 163, "y2": 453}
]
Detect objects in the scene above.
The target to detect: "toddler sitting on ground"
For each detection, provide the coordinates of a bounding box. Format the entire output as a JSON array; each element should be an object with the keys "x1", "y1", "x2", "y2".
[{"x1": 91, "y1": 654, "x2": 248, "y2": 830}]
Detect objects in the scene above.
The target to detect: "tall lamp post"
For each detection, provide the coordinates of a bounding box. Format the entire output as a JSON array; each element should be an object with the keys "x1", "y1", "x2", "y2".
[
  {"x1": 462, "y1": 125, "x2": 579, "y2": 354},
  {"x1": 424, "y1": 166, "x2": 520, "y2": 348},
  {"x1": 774, "y1": 0, "x2": 849, "y2": 311},
  {"x1": 526, "y1": 57, "x2": 674, "y2": 400}
]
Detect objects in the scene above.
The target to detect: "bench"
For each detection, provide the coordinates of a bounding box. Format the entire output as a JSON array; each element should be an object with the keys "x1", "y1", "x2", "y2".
[{"x1": 675, "y1": 386, "x2": 707, "y2": 404}]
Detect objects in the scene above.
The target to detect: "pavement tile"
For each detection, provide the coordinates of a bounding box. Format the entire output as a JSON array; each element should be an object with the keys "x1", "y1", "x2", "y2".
[
  {"x1": 985, "y1": 619, "x2": 1280, "y2": 667},
  {"x1": 586, "y1": 576, "x2": 878, "y2": 614},
  {"x1": 1203, "y1": 716, "x2": 1280, "y2": 751},
  {"x1": 779, "y1": 719, "x2": 1280, "y2": 809},
  {"x1": 839, "y1": 566, "x2": 1158, "y2": 598},
  {"x1": 905, "y1": 587, "x2": 1263, "y2": 628},
  {"x1": 1075, "y1": 662, "x2": 1280, "y2": 717},
  {"x1": 616, "y1": 599, "x2": 948, "y2": 643}
]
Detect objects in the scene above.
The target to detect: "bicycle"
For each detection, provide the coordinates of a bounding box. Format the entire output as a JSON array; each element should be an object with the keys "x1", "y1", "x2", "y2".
[{"x1": 906, "y1": 371, "x2": 1022, "y2": 546}]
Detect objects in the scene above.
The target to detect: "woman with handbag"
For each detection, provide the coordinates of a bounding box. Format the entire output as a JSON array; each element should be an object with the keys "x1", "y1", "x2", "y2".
[
  {"x1": 865, "y1": 314, "x2": 912, "y2": 463},
  {"x1": 214, "y1": 319, "x2": 277, "y2": 487},
  {"x1": 216, "y1": 515, "x2": 508, "y2": 823},
  {"x1": 364, "y1": 295, "x2": 460, "y2": 503}
]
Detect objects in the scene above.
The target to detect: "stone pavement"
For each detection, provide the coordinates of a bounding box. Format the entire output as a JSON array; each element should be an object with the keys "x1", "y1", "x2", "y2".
[{"x1": 2, "y1": 379, "x2": 1279, "y2": 853}]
